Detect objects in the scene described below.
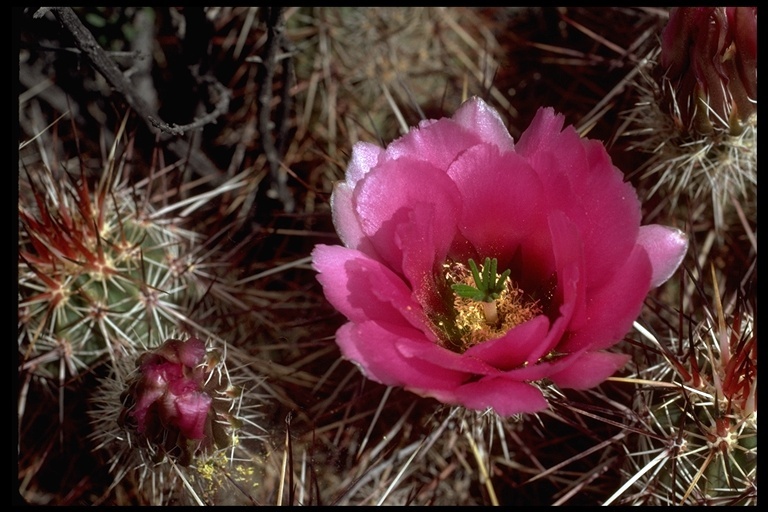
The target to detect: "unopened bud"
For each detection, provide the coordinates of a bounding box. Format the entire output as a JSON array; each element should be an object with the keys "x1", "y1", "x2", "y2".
[{"x1": 659, "y1": 7, "x2": 757, "y2": 136}]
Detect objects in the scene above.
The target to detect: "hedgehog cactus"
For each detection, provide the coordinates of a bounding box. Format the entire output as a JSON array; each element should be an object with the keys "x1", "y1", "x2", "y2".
[
  {"x1": 613, "y1": 269, "x2": 756, "y2": 505},
  {"x1": 18, "y1": 163, "x2": 206, "y2": 385},
  {"x1": 627, "y1": 6, "x2": 757, "y2": 232},
  {"x1": 18, "y1": 122, "x2": 265, "y2": 504},
  {"x1": 614, "y1": 7, "x2": 757, "y2": 504},
  {"x1": 89, "y1": 335, "x2": 270, "y2": 505}
]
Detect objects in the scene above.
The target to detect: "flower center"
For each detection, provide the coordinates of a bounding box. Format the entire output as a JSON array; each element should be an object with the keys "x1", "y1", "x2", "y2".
[{"x1": 435, "y1": 258, "x2": 542, "y2": 353}]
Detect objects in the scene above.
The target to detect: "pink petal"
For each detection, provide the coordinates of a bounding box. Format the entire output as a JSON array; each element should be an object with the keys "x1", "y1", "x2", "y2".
[
  {"x1": 353, "y1": 158, "x2": 462, "y2": 288},
  {"x1": 547, "y1": 351, "x2": 630, "y2": 389},
  {"x1": 393, "y1": 336, "x2": 501, "y2": 376},
  {"x1": 450, "y1": 96, "x2": 515, "y2": 152},
  {"x1": 446, "y1": 144, "x2": 549, "y2": 273},
  {"x1": 177, "y1": 337, "x2": 206, "y2": 368},
  {"x1": 331, "y1": 182, "x2": 367, "y2": 251},
  {"x1": 513, "y1": 107, "x2": 566, "y2": 157},
  {"x1": 516, "y1": 108, "x2": 642, "y2": 291},
  {"x1": 451, "y1": 377, "x2": 549, "y2": 416},
  {"x1": 347, "y1": 141, "x2": 385, "y2": 186},
  {"x1": 332, "y1": 142, "x2": 386, "y2": 251},
  {"x1": 636, "y1": 225, "x2": 688, "y2": 288},
  {"x1": 168, "y1": 374, "x2": 199, "y2": 396},
  {"x1": 464, "y1": 315, "x2": 551, "y2": 371},
  {"x1": 139, "y1": 361, "x2": 175, "y2": 387},
  {"x1": 391, "y1": 203, "x2": 456, "y2": 300},
  {"x1": 332, "y1": 143, "x2": 386, "y2": 251},
  {"x1": 728, "y1": 7, "x2": 757, "y2": 100},
  {"x1": 661, "y1": 8, "x2": 697, "y2": 74},
  {"x1": 384, "y1": 116, "x2": 485, "y2": 171},
  {"x1": 335, "y1": 321, "x2": 465, "y2": 392},
  {"x1": 489, "y1": 349, "x2": 624, "y2": 385},
  {"x1": 132, "y1": 388, "x2": 165, "y2": 433},
  {"x1": 174, "y1": 392, "x2": 213, "y2": 440},
  {"x1": 311, "y1": 245, "x2": 430, "y2": 333},
  {"x1": 547, "y1": 211, "x2": 586, "y2": 339},
  {"x1": 490, "y1": 353, "x2": 577, "y2": 382},
  {"x1": 559, "y1": 243, "x2": 652, "y2": 353},
  {"x1": 577, "y1": 139, "x2": 643, "y2": 288}
]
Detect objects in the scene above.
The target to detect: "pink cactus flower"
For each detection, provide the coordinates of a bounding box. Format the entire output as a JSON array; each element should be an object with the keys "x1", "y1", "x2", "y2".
[
  {"x1": 129, "y1": 337, "x2": 212, "y2": 441},
  {"x1": 312, "y1": 97, "x2": 688, "y2": 416}
]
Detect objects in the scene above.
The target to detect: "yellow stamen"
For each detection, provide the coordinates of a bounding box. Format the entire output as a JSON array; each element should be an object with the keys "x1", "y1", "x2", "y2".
[{"x1": 440, "y1": 260, "x2": 542, "y2": 353}]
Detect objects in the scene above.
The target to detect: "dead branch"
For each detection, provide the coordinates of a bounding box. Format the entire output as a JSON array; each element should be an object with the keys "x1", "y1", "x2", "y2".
[
  {"x1": 40, "y1": 7, "x2": 230, "y2": 181},
  {"x1": 258, "y1": 7, "x2": 296, "y2": 213}
]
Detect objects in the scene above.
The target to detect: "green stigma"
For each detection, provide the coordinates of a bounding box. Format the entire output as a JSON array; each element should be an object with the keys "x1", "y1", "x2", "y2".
[
  {"x1": 450, "y1": 257, "x2": 511, "y2": 325},
  {"x1": 451, "y1": 257, "x2": 510, "y2": 303}
]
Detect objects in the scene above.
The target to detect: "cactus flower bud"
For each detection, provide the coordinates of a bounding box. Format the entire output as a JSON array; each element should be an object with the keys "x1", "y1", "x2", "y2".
[
  {"x1": 659, "y1": 7, "x2": 757, "y2": 136},
  {"x1": 121, "y1": 337, "x2": 214, "y2": 465}
]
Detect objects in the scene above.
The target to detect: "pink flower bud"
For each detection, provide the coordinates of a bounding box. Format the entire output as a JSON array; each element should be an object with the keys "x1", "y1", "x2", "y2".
[{"x1": 122, "y1": 337, "x2": 213, "y2": 463}]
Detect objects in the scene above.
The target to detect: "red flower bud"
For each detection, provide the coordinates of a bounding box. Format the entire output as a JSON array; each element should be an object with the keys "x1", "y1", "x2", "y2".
[
  {"x1": 659, "y1": 7, "x2": 757, "y2": 136},
  {"x1": 122, "y1": 337, "x2": 213, "y2": 464}
]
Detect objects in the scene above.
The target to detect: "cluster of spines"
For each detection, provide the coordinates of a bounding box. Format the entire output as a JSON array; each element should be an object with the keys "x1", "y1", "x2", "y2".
[
  {"x1": 613, "y1": 267, "x2": 756, "y2": 505},
  {"x1": 18, "y1": 162, "x2": 203, "y2": 383}
]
